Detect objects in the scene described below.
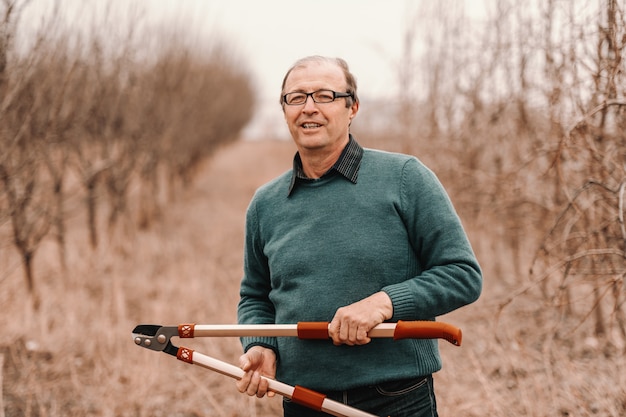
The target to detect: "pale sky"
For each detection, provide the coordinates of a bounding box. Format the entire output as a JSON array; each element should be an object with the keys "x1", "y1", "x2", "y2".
[
  {"x1": 21, "y1": 0, "x2": 488, "y2": 139},
  {"x1": 185, "y1": 0, "x2": 416, "y2": 138},
  {"x1": 146, "y1": 1, "x2": 416, "y2": 97}
]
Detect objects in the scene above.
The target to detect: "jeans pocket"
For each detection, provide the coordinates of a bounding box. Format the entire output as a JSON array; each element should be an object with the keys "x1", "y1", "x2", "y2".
[{"x1": 374, "y1": 376, "x2": 429, "y2": 396}]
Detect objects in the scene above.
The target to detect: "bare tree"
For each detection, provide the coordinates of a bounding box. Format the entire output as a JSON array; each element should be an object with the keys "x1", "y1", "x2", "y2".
[
  {"x1": 0, "y1": 156, "x2": 51, "y2": 310},
  {"x1": 0, "y1": 0, "x2": 256, "y2": 312},
  {"x1": 503, "y1": 0, "x2": 626, "y2": 343},
  {"x1": 0, "y1": 0, "x2": 54, "y2": 309},
  {"x1": 0, "y1": 78, "x2": 52, "y2": 309}
]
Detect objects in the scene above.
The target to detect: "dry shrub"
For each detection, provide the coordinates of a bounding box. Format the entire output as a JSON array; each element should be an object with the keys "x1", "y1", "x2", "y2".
[
  {"x1": 360, "y1": 0, "x2": 626, "y2": 415},
  {"x1": 0, "y1": 1, "x2": 255, "y2": 311},
  {"x1": 0, "y1": 140, "x2": 295, "y2": 417}
]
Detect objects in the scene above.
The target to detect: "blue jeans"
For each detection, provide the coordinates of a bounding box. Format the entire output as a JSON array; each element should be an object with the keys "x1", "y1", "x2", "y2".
[{"x1": 283, "y1": 375, "x2": 438, "y2": 417}]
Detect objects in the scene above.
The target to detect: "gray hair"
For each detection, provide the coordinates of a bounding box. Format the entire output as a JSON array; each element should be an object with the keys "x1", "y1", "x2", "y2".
[{"x1": 279, "y1": 56, "x2": 359, "y2": 108}]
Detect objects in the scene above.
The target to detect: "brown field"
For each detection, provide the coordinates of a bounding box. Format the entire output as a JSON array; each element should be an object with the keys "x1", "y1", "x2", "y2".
[
  {"x1": 1, "y1": 138, "x2": 624, "y2": 417},
  {"x1": 1, "y1": 0, "x2": 624, "y2": 415}
]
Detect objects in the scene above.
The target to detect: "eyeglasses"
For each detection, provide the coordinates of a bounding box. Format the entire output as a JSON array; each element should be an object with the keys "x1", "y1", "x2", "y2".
[{"x1": 282, "y1": 89, "x2": 353, "y2": 106}]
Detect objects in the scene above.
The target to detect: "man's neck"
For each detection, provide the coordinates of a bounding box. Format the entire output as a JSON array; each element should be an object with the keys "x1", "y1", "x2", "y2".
[{"x1": 298, "y1": 138, "x2": 349, "y2": 179}]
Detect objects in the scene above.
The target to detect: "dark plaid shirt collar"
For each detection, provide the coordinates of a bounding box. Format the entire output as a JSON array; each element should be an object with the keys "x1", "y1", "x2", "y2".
[{"x1": 288, "y1": 134, "x2": 364, "y2": 196}]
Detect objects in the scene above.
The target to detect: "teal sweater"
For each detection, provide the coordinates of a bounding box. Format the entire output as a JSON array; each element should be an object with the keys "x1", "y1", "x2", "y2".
[{"x1": 238, "y1": 147, "x2": 482, "y2": 391}]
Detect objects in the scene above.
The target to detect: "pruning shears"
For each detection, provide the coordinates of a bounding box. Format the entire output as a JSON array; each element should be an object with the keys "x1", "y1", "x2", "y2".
[{"x1": 132, "y1": 321, "x2": 462, "y2": 417}]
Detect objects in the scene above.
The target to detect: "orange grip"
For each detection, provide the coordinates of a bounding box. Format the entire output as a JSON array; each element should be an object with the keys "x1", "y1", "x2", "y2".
[
  {"x1": 176, "y1": 346, "x2": 194, "y2": 364},
  {"x1": 291, "y1": 385, "x2": 326, "y2": 411},
  {"x1": 297, "y1": 322, "x2": 329, "y2": 339},
  {"x1": 393, "y1": 321, "x2": 462, "y2": 346},
  {"x1": 178, "y1": 324, "x2": 195, "y2": 338}
]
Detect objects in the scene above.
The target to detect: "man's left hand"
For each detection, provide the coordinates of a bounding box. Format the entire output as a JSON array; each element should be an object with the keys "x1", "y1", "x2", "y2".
[{"x1": 328, "y1": 291, "x2": 393, "y2": 346}]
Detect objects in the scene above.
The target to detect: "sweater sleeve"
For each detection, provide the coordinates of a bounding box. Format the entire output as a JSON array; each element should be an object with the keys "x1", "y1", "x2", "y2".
[
  {"x1": 382, "y1": 158, "x2": 482, "y2": 320},
  {"x1": 237, "y1": 197, "x2": 279, "y2": 355}
]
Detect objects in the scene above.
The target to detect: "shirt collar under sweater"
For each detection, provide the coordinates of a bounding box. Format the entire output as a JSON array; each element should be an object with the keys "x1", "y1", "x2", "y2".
[{"x1": 288, "y1": 134, "x2": 364, "y2": 196}]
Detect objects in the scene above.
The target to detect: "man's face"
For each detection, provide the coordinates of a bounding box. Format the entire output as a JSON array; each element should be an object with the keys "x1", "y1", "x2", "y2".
[{"x1": 282, "y1": 61, "x2": 358, "y2": 153}]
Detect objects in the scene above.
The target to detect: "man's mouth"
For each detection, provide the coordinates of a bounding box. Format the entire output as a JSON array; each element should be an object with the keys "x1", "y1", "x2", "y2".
[{"x1": 302, "y1": 123, "x2": 322, "y2": 129}]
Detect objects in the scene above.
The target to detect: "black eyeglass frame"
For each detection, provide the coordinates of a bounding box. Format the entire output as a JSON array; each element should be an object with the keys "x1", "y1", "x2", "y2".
[{"x1": 282, "y1": 89, "x2": 353, "y2": 106}]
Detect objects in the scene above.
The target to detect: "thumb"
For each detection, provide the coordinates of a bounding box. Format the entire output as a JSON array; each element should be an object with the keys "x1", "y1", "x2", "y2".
[
  {"x1": 240, "y1": 348, "x2": 263, "y2": 371},
  {"x1": 238, "y1": 354, "x2": 251, "y2": 371}
]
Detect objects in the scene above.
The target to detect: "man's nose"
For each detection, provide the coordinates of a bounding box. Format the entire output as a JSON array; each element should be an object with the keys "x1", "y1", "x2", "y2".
[{"x1": 302, "y1": 95, "x2": 318, "y2": 111}]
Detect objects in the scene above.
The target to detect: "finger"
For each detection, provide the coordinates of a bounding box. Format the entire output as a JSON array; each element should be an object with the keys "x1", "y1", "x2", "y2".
[
  {"x1": 339, "y1": 320, "x2": 350, "y2": 342},
  {"x1": 356, "y1": 326, "x2": 364, "y2": 342},
  {"x1": 345, "y1": 319, "x2": 363, "y2": 345},
  {"x1": 257, "y1": 374, "x2": 270, "y2": 398},
  {"x1": 236, "y1": 371, "x2": 252, "y2": 393},
  {"x1": 260, "y1": 372, "x2": 277, "y2": 398},
  {"x1": 357, "y1": 326, "x2": 371, "y2": 344},
  {"x1": 328, "y1": 320, "x2": 342, "y2": 345},
  {"x1": 349, "y1": 324, "x2": 360, "y2": 344},
  {"x1": 247, "y1": 371, "x2": 261, "y2": 396},
  {"x1": 336, "y1": 322, "x2": 352, "y2": 345}
]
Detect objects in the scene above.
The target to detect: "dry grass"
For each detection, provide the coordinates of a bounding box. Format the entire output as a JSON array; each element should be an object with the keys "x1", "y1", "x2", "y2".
[{"x1": 1, "y1": 139, "x2": 624, "y2": 416}]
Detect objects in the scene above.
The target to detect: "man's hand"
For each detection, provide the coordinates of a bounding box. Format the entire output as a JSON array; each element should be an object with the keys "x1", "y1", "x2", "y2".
[
  {"x1": 328, "y1": 291, "x2": 393, "y2": 346},
  {"x1": 236, "y1": 346, "x2": 277, "y2": 398}
]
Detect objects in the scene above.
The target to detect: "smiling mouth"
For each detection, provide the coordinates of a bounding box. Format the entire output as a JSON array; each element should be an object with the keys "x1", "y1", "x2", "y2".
[{"x1": 302, "y1": 123, "x2": 322, "y2": 129}]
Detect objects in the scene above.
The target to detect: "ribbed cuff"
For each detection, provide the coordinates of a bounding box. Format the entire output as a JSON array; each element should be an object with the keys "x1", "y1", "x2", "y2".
[
  {"x1": 241, "y1": 336, "x2": 279, "y2": 357},
  {"x1": 382, "y1": 283, "x2": 417, "y2": 320}
]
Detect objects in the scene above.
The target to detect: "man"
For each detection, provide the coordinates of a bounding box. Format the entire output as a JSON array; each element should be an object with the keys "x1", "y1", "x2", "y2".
[{"x1": 236, "y1": 56, "x2": 482, "y2": 417}]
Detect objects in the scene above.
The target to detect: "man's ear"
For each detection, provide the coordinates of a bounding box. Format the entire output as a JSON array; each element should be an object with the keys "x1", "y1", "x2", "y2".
[{"x1": 349, "y1": 101, "x2": 359, "y2": 120}]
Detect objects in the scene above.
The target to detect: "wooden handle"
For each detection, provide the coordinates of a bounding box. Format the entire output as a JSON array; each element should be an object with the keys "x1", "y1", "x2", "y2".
[{"x1": 177, "y1": 347, "x2": 378, "y2": 417}]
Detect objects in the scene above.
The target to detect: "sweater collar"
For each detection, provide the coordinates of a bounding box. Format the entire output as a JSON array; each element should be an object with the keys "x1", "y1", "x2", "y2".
[{"x1": 288, "y1": 134, "x2": 364, "y2": 196}]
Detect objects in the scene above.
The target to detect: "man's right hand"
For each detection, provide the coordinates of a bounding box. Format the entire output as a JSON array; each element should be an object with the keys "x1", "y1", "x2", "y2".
[{"x1": 236, "y1": 346, "x2": 277, "y2": 398}]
